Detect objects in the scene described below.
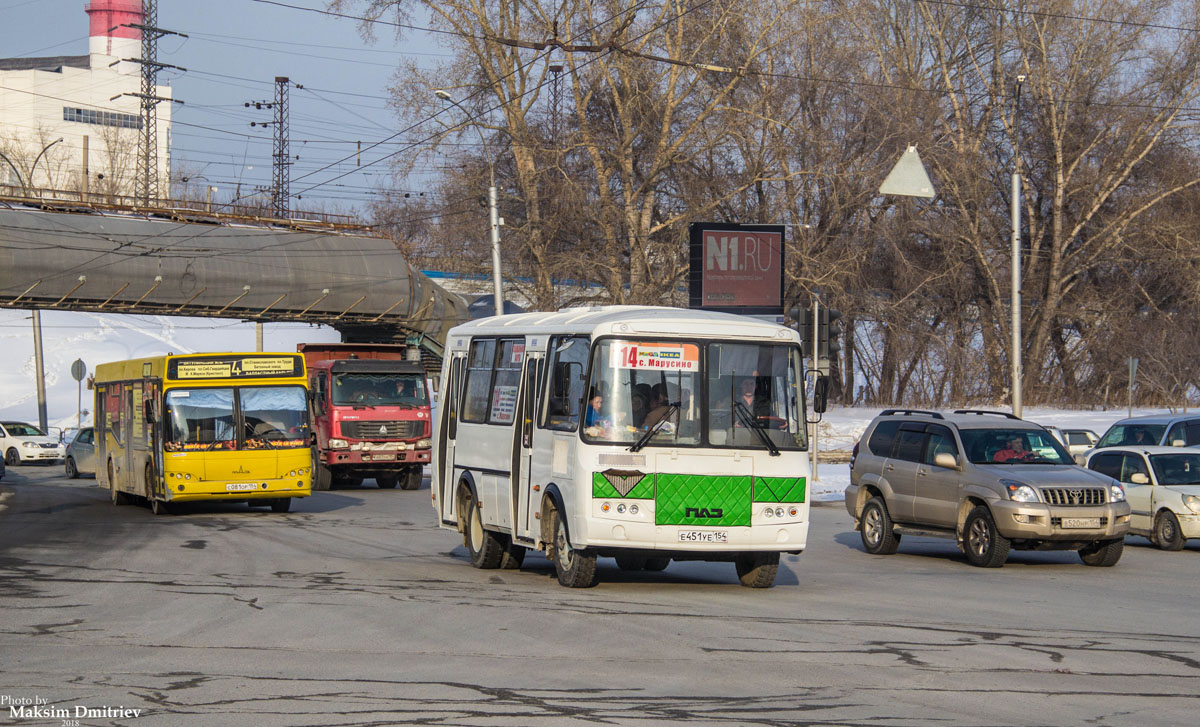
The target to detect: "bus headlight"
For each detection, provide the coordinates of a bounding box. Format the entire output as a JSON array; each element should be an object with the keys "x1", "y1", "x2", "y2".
[
  {"x1": 617, "y1": 503, "x2": 626, "y2": 514},
  {"x1": 329, "y1": 438, "x2": 348, "y2": 448},
  {"x1": 630, "y1": 504, "x2": 639, "y2": 515}
]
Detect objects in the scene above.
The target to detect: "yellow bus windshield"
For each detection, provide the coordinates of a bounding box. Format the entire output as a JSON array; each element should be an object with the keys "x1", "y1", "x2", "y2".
[{"x1": 164, "y1": 385, "x2": 308, "y2": 452}]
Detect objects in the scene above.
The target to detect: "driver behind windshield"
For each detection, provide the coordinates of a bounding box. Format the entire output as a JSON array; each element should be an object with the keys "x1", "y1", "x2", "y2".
[{"x1": 993, "y1": 435, "x2": 1035, "y2": 463}]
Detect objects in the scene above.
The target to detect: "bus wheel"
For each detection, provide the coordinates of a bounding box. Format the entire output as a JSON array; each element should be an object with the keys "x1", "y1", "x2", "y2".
[
  {"x1": 375, "y1": 475, "x2": 399, "y2": 489},
  {"x1": 643, "y1": 557, "x2": 670, "y2": 572},
  {"x1": 401, "y1": 467, "x2": 423, "y2": 490},
  {"x1": 109, "y1": 461, "x2": 130, "y2": 506},
  {"x1": 464, "y1": 487, "x2": 503, "y2": 569},
  {"x1": 269, "y1": 498, "x2": 292, "y2": 513},
  {"x1": 151, "y1": 497, "x2": 173, "y2": 516},
  {"x1": 615, "y1": 556, "x2": 647, "y2": 571},
  {"x1": 499, "y1": 538, "x2": 526, "y2": 570},
  {"x1": 735, "y1": 552, "x2": 780, "y2": 588},
  {"x1": 549, "y1": 507, "x2": 597, "y2": 588}
]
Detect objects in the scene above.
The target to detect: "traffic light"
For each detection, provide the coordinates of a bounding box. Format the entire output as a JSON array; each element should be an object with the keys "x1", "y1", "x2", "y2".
[
  {"x1": 788, "y1": 304, "x2": 811, "y2": 355},
  {"x1": 818, "y1": 308, "x2": 843, "y2": 374}
]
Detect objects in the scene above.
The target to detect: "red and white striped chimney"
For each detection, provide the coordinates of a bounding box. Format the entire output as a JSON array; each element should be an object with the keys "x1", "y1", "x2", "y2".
[{"x1": 85, "y1": 1, "x2": 143, "y2": 67}]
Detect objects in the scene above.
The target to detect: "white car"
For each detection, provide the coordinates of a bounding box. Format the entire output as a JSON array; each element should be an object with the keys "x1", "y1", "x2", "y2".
[
  {"x1": 1042, "y1": 425, "x2": 1099, "y2": 455},
  {"x1": 0, "y1": 421, "x2": 66, "y2": 465},
  {"x1": 1085, "y1": 446, "x2": 1200, "y2": 550}
]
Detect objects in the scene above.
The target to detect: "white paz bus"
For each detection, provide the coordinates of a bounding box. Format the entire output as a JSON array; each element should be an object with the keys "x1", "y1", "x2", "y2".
[{"x1": 432, "y1": 306, "x2": 822, "y2": 587}]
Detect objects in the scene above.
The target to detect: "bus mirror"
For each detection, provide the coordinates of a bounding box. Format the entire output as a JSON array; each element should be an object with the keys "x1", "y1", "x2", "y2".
[{"x1": 813, "y1": 376, "x2": 829, "y2": 414}]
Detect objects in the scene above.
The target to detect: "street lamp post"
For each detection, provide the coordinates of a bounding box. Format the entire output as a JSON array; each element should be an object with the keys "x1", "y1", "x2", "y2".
[
  {"x1": 29, "y1": 138, "x2": 65, "y2": 195},
  {"x1": 1011, "y1": 76, "x2": 1025, "y2": 418},
  {"x1": 434, "y1": 89, "x2": 504, "y2": 317}
]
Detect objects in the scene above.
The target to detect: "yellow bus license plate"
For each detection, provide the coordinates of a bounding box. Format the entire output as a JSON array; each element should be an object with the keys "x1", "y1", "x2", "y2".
[{"x1": 225, "y1": 483, "x2": 257, "y2": 492}]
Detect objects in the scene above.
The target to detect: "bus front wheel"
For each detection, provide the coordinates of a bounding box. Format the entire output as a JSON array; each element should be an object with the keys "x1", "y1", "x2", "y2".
[
  {"x1": 549, "y1": 507, "x2": 597, "y2": 588},
  {"x1": 463, "y1": 486, "x2": 503, "y2": 569},
  {"x1": 734, "y1": 552, "x2": 779, "y2": 588},
  {"x1": 150, "y1": 497, "x2": 173, "y2": 516}
]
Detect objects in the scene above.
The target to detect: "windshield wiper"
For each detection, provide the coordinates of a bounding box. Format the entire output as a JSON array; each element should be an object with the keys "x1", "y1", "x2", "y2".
[
  {"x1": 733, "y1": 402, "x2": 780, "y2": 456},
  {"x1": 629, "y1": 403, "x2": 679, "y2": 453}
]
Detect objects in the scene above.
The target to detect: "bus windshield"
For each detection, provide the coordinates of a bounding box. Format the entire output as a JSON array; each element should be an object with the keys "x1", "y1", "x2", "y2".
[
  {"x1": 331, "y1": 373, "x2": 427, "y2": 408},
  {"x1": 583, "y1": 339, "x2": 806, "y2": 450},
  {"x1": 164, "y1": 386, "x2": 308, "y2": 451}
]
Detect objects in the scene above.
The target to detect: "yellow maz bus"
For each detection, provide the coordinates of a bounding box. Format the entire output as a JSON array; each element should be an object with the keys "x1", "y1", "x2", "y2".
[{"x1": 94, "y1": 352, "x2": 313, "y2": 514}]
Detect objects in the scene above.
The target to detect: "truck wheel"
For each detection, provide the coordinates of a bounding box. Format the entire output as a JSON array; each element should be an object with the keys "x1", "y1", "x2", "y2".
[
  {"x1": 65, "y1": 457, "x2": 78, "y2": 479},
  {"x1": 311, "y1": 447, "x2": 332, "y2": 491},
  {"x1": 860, "y1": 496, "x2": 901, "y2": 555},
  {"x1": 401, "y1": 467, "x2": 423, "y2": 490},
  {"x1": 549, "y1": 506, "x2": 597, "y2": 588},
  {"x1": 735, "y1": 552, "x2": 780, "y2": 588},
  {"x1": 375, "y1": 475, "x2": 399, "y2": 489},
  {"x1": 963, "y1": 506, "x2": 1010, "y2": 567},
  {"x1": 337, "y1": 476, "x2": 363, "y2": 488},
  {"x1": 269, "y1": 498, "x2": 292, "y2": 513},
  {"x1": 1079, "y1": 539, "x2": 1124, "y2": 566},
  {"x1": 464, "y1": 488, "x2": 503, "y2": 569},
  {"x1": 1154, "y1": 511, "x2": 1186, "y2": 551}
]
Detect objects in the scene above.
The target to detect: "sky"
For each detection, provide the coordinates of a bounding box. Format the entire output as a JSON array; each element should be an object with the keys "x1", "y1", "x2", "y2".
[
  {"x1": 0, "y1": 0, "x2": 448, "y2": 212},
  {"x1": 0, "y1": 0, "x2": 448, "y2": 424}
]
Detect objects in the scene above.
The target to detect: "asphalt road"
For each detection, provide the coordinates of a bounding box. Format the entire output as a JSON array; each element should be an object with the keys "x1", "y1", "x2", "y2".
[{"x1": 1, "y1": 464, "x2": 1197, "y2": 726}]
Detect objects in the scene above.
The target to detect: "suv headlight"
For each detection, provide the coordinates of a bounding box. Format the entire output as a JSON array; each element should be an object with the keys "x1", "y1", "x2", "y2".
[
  {"x1": 1110, "y1": 483, "x2": 1126, "y2": 503},
  {"x1": 328, "y1": 438, "x2": 348, "y2": 449},
  {"x1": 1183, "y1": 494, "x2": 1200, "y2": 514},
  {"x1": 1002, "y1": 480, "x2": 1039, "y2": 503}
]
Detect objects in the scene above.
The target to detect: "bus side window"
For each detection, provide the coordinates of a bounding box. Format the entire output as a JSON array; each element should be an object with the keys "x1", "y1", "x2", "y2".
[{"x1": 542, "y1": 336, "x2": 587, "y2": 431}]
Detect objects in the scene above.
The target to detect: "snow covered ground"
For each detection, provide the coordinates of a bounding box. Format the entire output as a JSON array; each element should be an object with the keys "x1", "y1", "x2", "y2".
[{"x1": 3, "y1": 308, "x2": 1184, "y2": 503}]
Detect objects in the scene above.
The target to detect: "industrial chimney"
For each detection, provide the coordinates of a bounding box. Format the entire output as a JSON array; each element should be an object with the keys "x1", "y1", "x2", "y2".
[{"x1": 85, "y1": 1, "x2": 143, "y2": 73}]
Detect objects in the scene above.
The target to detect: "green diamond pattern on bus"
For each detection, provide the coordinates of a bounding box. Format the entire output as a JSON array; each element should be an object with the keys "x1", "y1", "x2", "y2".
[
  {"x1": 655, "y1": 474, "x2": 750, "y2": 527},
  {"x1": 592, "y1": 472, "x2": 654, "y2": 499},
  {"x1": 754, "y1": 476, "x2": 806, "y2": 503}
]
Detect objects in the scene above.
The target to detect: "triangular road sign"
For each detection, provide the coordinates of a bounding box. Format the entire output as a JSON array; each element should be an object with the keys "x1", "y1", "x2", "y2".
[{"x1": 880, "y1": 145, "x2": 935, "y2": 198}]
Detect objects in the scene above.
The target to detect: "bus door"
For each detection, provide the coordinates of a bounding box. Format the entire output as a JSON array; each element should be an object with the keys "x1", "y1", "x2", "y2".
[
  {"x1": 123, "y1": 384, "x2": 136, "y2": 493},
  {"x1": 438, "y1": 353, "x2": 465, "y2": 523},
  {"x1": 510, "y1": 352, "x2": 543, "y2": 542}
]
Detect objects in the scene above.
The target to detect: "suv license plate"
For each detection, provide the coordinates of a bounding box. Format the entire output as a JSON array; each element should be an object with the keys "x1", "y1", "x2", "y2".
[
  {"x1": 226, "y1": 483, "x2": 257, "y2": 492},
  {"x1": 1062, "y1": 517, "x2": 1101, "y2": 529},
  {"x1": 679, "y1": 530, "x2": 728, "y2": 543}
]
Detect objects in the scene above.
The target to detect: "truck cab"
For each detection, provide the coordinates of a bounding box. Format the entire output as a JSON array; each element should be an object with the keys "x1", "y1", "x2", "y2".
[{"x1": 300, "y1": 344, "x2": 432, "y2": 490}]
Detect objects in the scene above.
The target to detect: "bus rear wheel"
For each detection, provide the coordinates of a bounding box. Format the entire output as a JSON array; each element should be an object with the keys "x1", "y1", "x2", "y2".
[
  {"x1": 734, "y1": 552, "x2": 780, "y2": 588},
  {"x1": 109, "y1": 461, "x2": 131, "y2": 506},
  {"x1": 463, "y1": 486, "x2": 503, "y2": 569},
  {"x1": 268, "y1": 498, "x2": 291, "y2": 513},
  {"x1": 549, "y1": 506, "x2": 597, "y2": 588}
]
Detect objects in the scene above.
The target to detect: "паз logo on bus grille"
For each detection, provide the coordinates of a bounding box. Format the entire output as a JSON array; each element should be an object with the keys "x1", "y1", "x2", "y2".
[{"x1": 686, "y1": 507, "x2": 723, "y2": 518}]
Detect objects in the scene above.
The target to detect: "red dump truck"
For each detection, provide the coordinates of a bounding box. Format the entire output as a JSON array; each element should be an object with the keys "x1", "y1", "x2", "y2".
[{"x1": 299, "y1": 343, "x2": 432, "y2": 490}]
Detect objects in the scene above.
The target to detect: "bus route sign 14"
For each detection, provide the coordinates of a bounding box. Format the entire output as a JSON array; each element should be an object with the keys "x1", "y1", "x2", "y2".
[{"x1": 611, "y1": 342, "x2": 699, "y2": 371}]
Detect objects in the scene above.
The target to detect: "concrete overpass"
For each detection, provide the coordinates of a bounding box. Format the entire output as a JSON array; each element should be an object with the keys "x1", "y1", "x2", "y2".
[{"x1": 0, "y1": 194, "x2": 469, "y2": 362}]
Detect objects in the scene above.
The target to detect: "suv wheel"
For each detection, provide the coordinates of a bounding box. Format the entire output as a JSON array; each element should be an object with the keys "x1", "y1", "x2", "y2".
[
  {"x1": 963, "y1": 506, "x2": 1010, "y2": 568},
  {"x1": 860, "y1": 496, "x2": 901, "y2": 555},
  {"x1": 1079, "y1": 539, "x2": 1124, "y2": 567}
]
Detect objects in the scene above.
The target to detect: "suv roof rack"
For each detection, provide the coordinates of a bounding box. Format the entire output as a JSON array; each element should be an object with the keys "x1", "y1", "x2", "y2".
[
  {"x1": 880, "y1": 408, "x2": 944, "y2": 419},
  {"x1": 953, "y1": 409, "x2": 1022, "y2": 420}
]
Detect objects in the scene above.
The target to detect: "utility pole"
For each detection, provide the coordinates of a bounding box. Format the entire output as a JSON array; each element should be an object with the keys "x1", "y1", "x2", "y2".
[
  {"x1": 32, "y1": 311, "x2": 48, "y2": 432},
  {"x1": 113, "y1": 0, "x2": 186, "y2": 205},
  {"x1": 811, "y1": 299, "x2": 820, "y2": 482},
  {"x1": 271, "y1": 76, "x2": 290, "y2": 218},
  {"x1": 1011, "y1": 75, "x2": 1026, "y2": 419}
]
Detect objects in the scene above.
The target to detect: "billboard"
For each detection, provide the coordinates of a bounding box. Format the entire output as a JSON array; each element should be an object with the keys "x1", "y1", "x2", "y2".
[{"x1": 688, "y1": 223, "x2": 785, "y2": 314}]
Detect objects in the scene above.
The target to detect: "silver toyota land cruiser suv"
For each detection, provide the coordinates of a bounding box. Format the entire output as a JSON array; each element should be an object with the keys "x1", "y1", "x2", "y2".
[{"x1": 846, "y1": 409, "x2": 1131, "y2": 567}]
